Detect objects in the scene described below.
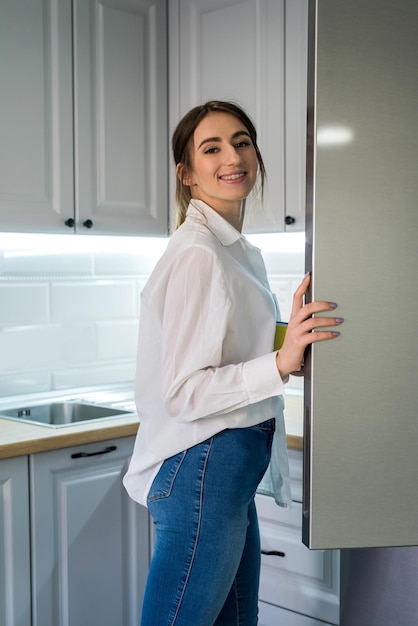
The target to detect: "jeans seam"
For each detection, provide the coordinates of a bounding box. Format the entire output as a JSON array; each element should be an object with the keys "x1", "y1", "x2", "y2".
[
  {"x1": 170, "y1": 437, "x2": 214, "y2": 626},
  {"x1": 233, "y1": 579, "x2": 240, "y2": 626}
]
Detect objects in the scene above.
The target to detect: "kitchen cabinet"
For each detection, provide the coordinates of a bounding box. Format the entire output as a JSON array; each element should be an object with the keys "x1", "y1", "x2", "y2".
[
  {"x1": 169, "y1": 0, "x2": 308, "y2": 233},
  {"x1": 0, "y1": 456, "x2": 31, "y2": 626},
  {"x1": 30, "y1": 436, "x2": 149, "y2": 626},
  {"x1": 0, "y1": 0, "x2": 168, "y2": 236},
  {"x1": 256, "y1": 449, "x2": 340, "y2": 625},
  {"x1": 1, "y1": 435, "x2": 149, "y2": 626}
]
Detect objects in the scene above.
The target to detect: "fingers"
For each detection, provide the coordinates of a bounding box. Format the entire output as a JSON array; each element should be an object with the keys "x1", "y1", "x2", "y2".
[
  {"x1": 276, "y1": 317, "x2": 342, "y2": 379},
  {"x1": 290, "y1": 272, "x2": 311, "y2": 317},
  {"x1": 276, "y1": 274, "x2": 344, "y2": 380},
  {"x1": 308, "y1": 327, "x2": 342, "y2": 342},
  {"x1": 294, "y1": 302, "x2": 339, "y2": 327},
  {"x1": 290, "y1": 273, "x2": 340, "y2": 324},
  {"x1": 302, "y1": 313, "x2": 344, "y2": 335}
]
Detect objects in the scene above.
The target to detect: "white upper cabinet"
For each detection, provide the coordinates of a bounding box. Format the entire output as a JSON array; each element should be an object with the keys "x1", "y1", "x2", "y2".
[
  {"x1": 169, "y1": 0, "x2": 308, "y2": 232},
  {"x1": 1, "y1": 0, "x2": 306, "y2": 236},
  {"x1": 0, "y1": 0, "x2": 74, "y2": 233},
  {"x1": 73, "y1": 0, "x2": 168, "y2": 235},
  {"x1": 0, "y1": 0, "x2": 168, "y2": 236},
  {"x1": 284, "y1": 0, "x2": 309, "y2": 233}
]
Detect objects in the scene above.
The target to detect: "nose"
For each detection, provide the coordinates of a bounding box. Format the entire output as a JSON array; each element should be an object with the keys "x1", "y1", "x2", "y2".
[{"x1": 223, "y1": 143, "x2": 242, "y2": 165}]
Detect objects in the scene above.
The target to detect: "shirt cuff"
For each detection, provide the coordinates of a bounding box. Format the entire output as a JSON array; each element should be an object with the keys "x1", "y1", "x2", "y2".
[{"x1": 242, "y1": 352, "x2": 286, "y2": 403}]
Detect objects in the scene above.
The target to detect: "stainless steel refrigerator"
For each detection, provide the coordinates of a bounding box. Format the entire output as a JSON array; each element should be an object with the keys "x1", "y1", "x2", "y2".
[{"x1": 303, "y1": 0, "x2": 418, "y2": 623}]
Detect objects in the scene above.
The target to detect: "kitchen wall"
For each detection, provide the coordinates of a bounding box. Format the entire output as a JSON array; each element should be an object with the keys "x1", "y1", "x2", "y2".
[{"x1": 0, "y1": 232, "x2": 304, "y2": 399}]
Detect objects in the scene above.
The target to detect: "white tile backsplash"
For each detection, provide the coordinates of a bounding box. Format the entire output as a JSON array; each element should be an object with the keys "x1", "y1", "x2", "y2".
[
  {"x1": 0, "y1": 371, "x2": 51, "y2": 397},
  {"x1": 0, "y1": 284, "x2": 49, "y2": 324},
  {"x1": 94, "y1": 250, "x2": 166, "y2": 276},
  {"x1": 0, "y1": 234, "x2": 304, "y2": 398},
  {"x1": 50, "y1": 280, "x2": 137, "y2": 321},
  {"x1": 0, "y1": 323, "x2": 96, "y2": 372},
  {"x1": 96, "y1": 320, "x2": 139, "y2": 360},
  {"x1": 53, "y1": 363, "x2": 136, "y2": 390},
  {"x1": 1, "y1": 250, "x2": 93, "y2": 276}
]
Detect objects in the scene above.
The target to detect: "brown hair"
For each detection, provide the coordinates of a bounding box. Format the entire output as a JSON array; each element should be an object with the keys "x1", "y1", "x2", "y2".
[{"x1": 172, "y1": 101, "x2": 266, "y2": 229}]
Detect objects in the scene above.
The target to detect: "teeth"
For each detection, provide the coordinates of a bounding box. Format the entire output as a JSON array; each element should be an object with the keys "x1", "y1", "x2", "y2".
[{"x1": 221, "y1": 172, "x2": 244, "y2": 181}]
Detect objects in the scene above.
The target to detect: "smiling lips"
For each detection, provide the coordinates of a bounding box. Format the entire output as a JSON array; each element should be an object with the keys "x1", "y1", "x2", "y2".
[{"x1": 219, "y1": 171, "x2": 246, "y2": 182}]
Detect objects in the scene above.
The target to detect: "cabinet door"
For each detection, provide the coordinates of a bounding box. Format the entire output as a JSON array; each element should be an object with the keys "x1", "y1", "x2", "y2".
[
  {"x1": 284, "y1": 0, "x2": 308, "y2": 232},
  {"x1": 30, "y1": 437, "x2": 150, "y2": 626},
  {"x1": 74, "y1": 0, "x2": 168, "y2": 235},
  {"x1": 0, "y1": 456, "x2": 31, "y2": 626},
  {"x1": 0, "y1": 0, "x2": 74, "y2": 233},
  {"x1": 256, "y1": 494, "x2": 340, "y2": 625},
  {"x1": 170, "y1": 0, "x2": 286, "y2": 233}
]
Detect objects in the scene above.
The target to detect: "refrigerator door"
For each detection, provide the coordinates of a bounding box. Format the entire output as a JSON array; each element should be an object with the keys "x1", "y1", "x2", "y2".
[{"x1": 304, "y1": 0, "x2": 418, "y2": 549}]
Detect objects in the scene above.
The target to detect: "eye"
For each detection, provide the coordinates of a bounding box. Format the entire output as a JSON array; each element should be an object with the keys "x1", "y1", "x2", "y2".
[
  {"x1": 235, "y1": 140, "x2": 251, "y2": 149},
  {"x1": 203, "y1": 146, "x2": 219, "y2": 154}
]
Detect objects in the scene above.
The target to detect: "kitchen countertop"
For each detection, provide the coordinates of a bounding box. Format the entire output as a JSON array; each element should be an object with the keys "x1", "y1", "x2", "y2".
[{"x1": 0, "y1": 387, "x2": 303, "y2": 460}]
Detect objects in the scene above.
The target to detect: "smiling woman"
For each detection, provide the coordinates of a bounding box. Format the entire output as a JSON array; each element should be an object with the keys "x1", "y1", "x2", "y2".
[{"x1": 123, "y1": 100, "x2": 343, "y2": 626}]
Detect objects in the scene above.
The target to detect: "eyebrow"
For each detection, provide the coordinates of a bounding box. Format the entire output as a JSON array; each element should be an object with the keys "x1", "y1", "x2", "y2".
[{"x1": 197, "y1": 130, "x2": 251, "y2": 150}]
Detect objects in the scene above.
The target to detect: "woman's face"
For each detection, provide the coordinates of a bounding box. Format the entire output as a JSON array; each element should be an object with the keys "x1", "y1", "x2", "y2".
[{"x1": 180, "y1": 111, "x2": 258, "y2": 223}]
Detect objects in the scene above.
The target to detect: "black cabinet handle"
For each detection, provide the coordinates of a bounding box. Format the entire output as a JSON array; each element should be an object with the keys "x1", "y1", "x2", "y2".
[
  {"x1": 261, "y1": 549, "x2": 286, "y2": 558},
  {"x1": 71, "y1": 445, "x2": 117, "y2": 459},
  {"x1": 83, "y1": 219, "x2": 93, "y2": 229},
  {"x1": 285, "y1": 215, "x2": 296, "y2": 225},
  {"x1": 65, "y1": 218, "x2": 75, "y2": 228}
]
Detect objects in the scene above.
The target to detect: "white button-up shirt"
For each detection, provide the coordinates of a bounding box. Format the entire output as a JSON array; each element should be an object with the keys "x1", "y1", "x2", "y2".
[{"x1": 123, "y1": 200, "x2": 291, "y2": 507}]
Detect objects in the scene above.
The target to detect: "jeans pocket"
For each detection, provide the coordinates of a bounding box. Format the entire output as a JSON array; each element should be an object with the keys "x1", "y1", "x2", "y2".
[
  {"x1": 251, "y1": 418, "x2": 276, "y2": 433},
  {"x1": 147, "y1": 450, "x2": 187, "y2": 502}
]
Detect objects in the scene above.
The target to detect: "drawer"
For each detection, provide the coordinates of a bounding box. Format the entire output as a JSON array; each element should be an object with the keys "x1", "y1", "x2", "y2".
[
  {"x1": 256, "y1": 494, "x2": 340, "y2": 625},
  {"x1": 259, "y1": 601, "x2": 337, "y2": 626}
]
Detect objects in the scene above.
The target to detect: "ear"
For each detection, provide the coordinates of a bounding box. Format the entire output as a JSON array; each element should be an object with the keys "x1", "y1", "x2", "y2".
[{"x1": 176, "y1": 163, "x2": 194, "y2": 186}]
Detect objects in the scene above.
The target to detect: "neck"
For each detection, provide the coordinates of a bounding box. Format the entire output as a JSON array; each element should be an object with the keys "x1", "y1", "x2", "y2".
[
  {"x1": 222, "y1": 199, "x2": 246, "y2": 232},
  {"x1": 191, "y1": 196, "x2": 246, "y2": 232}
]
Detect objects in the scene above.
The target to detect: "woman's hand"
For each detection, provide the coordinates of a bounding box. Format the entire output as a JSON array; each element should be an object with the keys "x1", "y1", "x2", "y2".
[{"x1": 275, "y1": 273, "x2": 343, "y2": 379}]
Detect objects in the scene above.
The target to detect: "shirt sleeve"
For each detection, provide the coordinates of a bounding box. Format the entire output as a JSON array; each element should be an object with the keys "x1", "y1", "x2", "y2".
[{"x1": 159, "y1": 245, "x2": 285, "y2": 423}]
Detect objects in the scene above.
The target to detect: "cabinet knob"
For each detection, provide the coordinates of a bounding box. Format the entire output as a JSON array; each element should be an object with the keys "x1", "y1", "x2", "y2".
[
  {"x1": 83, "y1": 219, "x2": 93, "y2": 229},
  {"x1": 285, "y1": 215, "x2": 296, "y2": 225},
  {"x1": 64, "y1": 218, "x2": 75, "y2": 228}
]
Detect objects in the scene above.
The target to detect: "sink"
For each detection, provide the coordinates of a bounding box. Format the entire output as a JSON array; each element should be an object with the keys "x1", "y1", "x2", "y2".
[{"x1": 0, "y1": 401, "x2": 133, "y2": 427}]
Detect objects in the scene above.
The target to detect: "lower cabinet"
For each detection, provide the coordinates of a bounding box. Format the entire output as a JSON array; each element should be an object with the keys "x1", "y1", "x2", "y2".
[
  {"x1": 256, "y1": 449, "x2": 340, "y2": 626},
  {"x1": 1, "y1": 441, "x2": 339, "y2": 626},
  {"x1": 30, "y1": 436, "x2": 149, "y2": 626},
  {"x1": 0, "y1": 456, "x2": 31, "y2": 626},
  {"x1": 0, "y1": 436, "x2": 149, "y2": 626}
]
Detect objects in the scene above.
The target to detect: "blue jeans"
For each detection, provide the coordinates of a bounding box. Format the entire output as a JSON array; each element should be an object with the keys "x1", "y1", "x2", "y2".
[{"x1": 141, "y1": 419, "x2": 275, "y2": 626}]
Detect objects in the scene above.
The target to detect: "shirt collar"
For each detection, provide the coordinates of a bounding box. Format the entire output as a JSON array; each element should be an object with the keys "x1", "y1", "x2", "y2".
[{"x1": 186, "y1": 200, "x2": 242, "y2": 246}]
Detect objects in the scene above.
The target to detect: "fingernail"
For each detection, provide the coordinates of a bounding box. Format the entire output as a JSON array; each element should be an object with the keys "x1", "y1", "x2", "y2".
[
  {"x1": 335, "y1": 317, "x2": 344, "y2": 323},
  {"x1": 332, "y1": 331, "x2": 341, "y2": 337},
  {"x1": 304, "y1": 271, "x2": 311, "y2": 278},
  {"x1": 329, "y1": 302, "x2": 338, "y2": 308}
]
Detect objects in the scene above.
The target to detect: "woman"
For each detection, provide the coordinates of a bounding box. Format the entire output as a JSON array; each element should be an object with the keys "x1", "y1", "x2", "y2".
[{"x1": 123, "y1": 101, "x2": 343, "y2": 625}]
